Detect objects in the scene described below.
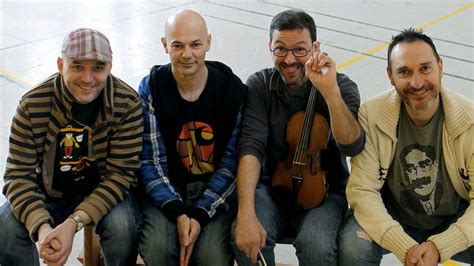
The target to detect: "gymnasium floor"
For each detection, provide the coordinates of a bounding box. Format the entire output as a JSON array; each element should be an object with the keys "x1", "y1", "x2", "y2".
[{"x1": 1, "y1": 1, "x2": 472, "y2": 265}]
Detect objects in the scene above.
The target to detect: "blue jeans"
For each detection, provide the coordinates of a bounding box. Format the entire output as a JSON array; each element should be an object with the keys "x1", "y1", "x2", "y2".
[
  {"x1": 139, "y1": 181, "x2": 236, "y2": 266},
  {"x1": 0, "y1": 194, "x2": 140, "y2": 266},
  {"x1": 139, "y1": 199, "x2": 235, "y2": 266},
  {"x1": 339, "y1": 213, "x2": 474, "y2": 265},
  {"x1": 232, "y1": 184, "x2": 348, "y2": 266}
]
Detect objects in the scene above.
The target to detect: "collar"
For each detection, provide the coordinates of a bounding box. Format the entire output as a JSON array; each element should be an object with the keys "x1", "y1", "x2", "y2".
[{"x1": 375, "y1": 87, "x2": 473, "y2": 140}]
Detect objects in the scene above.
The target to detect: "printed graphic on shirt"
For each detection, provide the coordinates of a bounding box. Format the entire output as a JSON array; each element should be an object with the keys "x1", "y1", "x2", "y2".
[
  {"x1": 177, "y1": 121, "x2": 214, "y2": 174},
  {"x1": 399, "y1": 143, "x2": 442, "y2": 215},
  {"x1": 56, "y1": 125, "x2": 98, "y2": 185}
]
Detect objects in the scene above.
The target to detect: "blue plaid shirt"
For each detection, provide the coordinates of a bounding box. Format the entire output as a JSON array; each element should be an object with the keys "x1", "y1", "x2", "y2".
[{"x1": 138, "y1": 75, "x2": 241, "y2": 220}]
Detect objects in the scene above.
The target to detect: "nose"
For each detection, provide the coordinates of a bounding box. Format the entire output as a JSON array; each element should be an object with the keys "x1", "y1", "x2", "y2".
[
  {"x1": 182, "y1": 46, "x2": 192, "y2": 58},
  {"x1": 409, "y1": 72, "x2": 424, "y2": 89},
  {"x1": 81, "y1": 69, "x2": 94, "y2": 84},
  {"x1": 284, "y1": 50, "x2": 296, "y2": 64}
]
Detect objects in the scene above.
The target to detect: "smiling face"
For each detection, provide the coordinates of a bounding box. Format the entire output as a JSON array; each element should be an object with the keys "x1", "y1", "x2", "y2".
[
  {"x1": 387, "y1": 40, "x2": 443, "y2": 116},
  {"x1": 161, "y1": 10, "x2": 211, "y2": 80},
  {"x1": 269, "y1": 28, "x2": 314, "y2": 90},
  {"x1": 58, "y1": 56, "x2": 111, "y2": 104}
]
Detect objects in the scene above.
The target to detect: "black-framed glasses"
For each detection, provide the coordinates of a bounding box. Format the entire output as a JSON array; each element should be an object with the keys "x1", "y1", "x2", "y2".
[{"x1": 271, "y1": 47, "x2": 311, "y2": 57}]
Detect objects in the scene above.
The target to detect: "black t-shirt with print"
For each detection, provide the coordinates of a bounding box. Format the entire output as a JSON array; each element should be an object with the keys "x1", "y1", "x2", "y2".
[{"x1": 52, "y1": 94, "x2": 102, "y2": 195}]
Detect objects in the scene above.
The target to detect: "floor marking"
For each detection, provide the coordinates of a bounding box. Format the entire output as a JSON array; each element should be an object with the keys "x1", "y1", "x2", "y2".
[{"x1": 336, "y1": 3, "x2": 474, "y2": 70}]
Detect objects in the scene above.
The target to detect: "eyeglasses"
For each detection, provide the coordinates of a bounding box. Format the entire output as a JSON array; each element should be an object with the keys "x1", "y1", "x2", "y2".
[{"x1": 271, "y1": 47, "x2": 311, "y2": 57}]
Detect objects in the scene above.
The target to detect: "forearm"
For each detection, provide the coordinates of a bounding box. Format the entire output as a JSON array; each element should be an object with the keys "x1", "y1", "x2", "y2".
[
  {"x1": 324, "y1": 89, "x2": 361, "y2": 145},
  {"x1": 236, "y1": 155, "x2": 261, "y2": 216}
]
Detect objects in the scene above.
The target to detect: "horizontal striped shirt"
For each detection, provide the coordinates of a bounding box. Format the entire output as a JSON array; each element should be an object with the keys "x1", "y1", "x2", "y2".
[{"x1": 3, "y1": 73, "x2": 143, "y2": 240}]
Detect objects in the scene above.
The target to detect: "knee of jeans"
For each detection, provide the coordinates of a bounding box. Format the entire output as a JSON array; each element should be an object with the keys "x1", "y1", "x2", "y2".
[
  {"x1": 294, "y1": 232, "x2": 336, "y2": 258},
  {"x1": 139, "y1": 233, "x2": 176, "y2": 262},
  {"x1": 339, "y1": 227, "x2": 374, "y2": 259},
  {"x1": 0, "y1": 205, "x2": 31, "y2": 242},
  {"x1": 195, "y1": 244, "x2": 233, "y2": 266}
]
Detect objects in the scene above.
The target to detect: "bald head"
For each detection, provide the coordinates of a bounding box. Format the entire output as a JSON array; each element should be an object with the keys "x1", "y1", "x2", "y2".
[
  {"x1": 164, "y1": 9, "x2": 208, "y2": 38},
  {"x1": 161, "y1": 9, "x2": 211, "y2": 79}
]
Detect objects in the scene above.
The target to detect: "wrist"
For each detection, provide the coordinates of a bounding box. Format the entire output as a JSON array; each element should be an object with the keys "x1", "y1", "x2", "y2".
[
  {"x1": 427, "y1": 241, "x2": 440, "y2": 258},
  {"x1": 67, "y1": 213, "x2": 84, "y2": 232},
  {"x1": 38, "y1": 222, "x2": 52, "y2": 238}
]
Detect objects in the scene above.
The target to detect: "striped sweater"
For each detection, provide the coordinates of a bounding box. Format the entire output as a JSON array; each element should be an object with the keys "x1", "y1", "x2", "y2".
[{"x1": 3, "y1": 73, "x2": 143, "y2": 240}]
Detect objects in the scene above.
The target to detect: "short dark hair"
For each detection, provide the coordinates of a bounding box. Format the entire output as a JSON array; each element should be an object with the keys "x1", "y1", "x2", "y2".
[
  {"x1": 387, "y1": 28, "x2": 440, "y2": 69},
  {"x1": 270, "y1": 9, "x2": 317, "y2": 42}
]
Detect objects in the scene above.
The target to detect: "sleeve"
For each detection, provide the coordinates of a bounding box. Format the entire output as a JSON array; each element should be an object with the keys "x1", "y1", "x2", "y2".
[
  {"x1": 138, "y1": 75, "x2": 186, "y2": 223},
  {"x1": 189, "y1": 109, "x2": 242, "y2": 227},
  {"x1": 3, "y1": 101, "x2": 52, "y2": 241},
  {"x1": 427, "y1": 127, "x2": 474, "y2": 262},
  {"x1": 335, "y1": 72, "x2": 365, "y2": 157},
  {"x1": 346, "y1": 102, "x2": 418, "y2": 263},
  {"x1": 76, "y1": 80, "x2": 144, "y2": 225},
  {"x1": 238, "y1": 72, "x2": 269, "y2": 163}
]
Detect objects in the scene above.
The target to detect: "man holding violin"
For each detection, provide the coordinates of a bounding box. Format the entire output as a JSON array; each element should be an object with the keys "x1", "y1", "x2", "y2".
[{"x1": 232, "y1": 9, "x2": 365, "y2": 265}]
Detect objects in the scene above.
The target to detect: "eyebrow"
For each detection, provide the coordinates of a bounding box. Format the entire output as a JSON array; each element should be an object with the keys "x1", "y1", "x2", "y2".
[
  {"x1": 396, "y1": 61, "x2": 433, "y2": 71},
  {"x1": 420, "y1": 61, "x2": 433, "y2": 67},
  {"x1": 71, "y1": 60, "x2": 106, "y2": 65},
  {"x1": 273, "y1": 40, "x2": 307, "y2": 46}
]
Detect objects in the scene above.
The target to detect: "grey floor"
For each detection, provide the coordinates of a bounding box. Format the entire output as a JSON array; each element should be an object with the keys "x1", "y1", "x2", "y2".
[{"x1": 1, "y1": 1, "x2": 473, "y2": 265}]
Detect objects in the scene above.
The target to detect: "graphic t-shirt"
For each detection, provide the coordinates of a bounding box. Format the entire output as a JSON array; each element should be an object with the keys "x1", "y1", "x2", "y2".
[
  {"x1": 383, "y1": 104, "x2": 466, "y2": 229},
  {"x1": 52, "y1": 96, "x2": 102, "y2": 195}
]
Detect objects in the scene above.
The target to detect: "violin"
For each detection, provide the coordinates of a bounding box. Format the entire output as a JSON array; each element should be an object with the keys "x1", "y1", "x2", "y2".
[{"x1": 272, "y1": 87, "x2": 329, "y2": 209}]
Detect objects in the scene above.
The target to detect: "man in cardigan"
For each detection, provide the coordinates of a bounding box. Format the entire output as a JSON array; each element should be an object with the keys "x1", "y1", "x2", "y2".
[
  {"x1": 339, "y1": 28, "x2": 474, "y2": 265},
  {"x1": 137, "y1": 9, "x2": 246, "y2": 266},
  {"x1": 0, "y1": 28, "x2": 143, "y2": 265}
]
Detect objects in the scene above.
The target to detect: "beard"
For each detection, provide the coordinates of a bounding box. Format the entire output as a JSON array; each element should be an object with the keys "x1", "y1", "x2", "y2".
[
  {"x1": 400, "y1": 83, "x2": 439, "y2": 113},
  {"x1": 277, "y1": 62, "x2": 306, "y2": 89}
]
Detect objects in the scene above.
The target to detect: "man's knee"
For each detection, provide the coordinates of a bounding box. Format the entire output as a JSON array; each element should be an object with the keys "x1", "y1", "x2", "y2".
[
  {"x1": 0, "y1": 204, "x2": 38, "y2": 265},
  {"x1": 339, "y1": 216, "x2": 378, "y2": 263},
  {"x1": 97, "y1": 195, "x2": 139, "y2": 236}
]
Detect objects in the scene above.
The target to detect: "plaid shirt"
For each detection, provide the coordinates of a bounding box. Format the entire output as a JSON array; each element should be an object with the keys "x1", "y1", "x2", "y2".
[{"x1": 139, "y1": 75, "x2": 241, "y2": 221}]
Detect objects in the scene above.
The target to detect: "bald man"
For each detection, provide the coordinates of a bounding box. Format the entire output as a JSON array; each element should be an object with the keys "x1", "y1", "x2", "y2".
[{"x1": 137, "y1": 9, "x2": 247, "y2": 266}]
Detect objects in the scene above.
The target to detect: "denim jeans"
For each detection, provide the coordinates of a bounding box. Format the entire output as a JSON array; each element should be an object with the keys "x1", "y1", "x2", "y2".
[
  {"x1": 0, "y1": 193, "x2": 140, "y2": 266},
  {"x1": 339, "y1": 212, "x2": 474, "y2": 265},
  {"x1": 139, "y1": 181, "x2": 236, "y2": 266},
  {"x1": 232, "y1": 183, "x2": 348, "y2": 266}
]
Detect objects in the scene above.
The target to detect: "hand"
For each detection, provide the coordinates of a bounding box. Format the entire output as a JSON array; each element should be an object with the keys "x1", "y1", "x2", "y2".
[
  {"x1": 39, "y1": 218, "x2": 76, "y2": 265},
  {"x1": 177, "y1": 215, "x2": 201, "y2": 266},
  {"x1": 406, "y1": 242, "x2": 439, "y2": 266},
  {"x1": 37, "y1": 223, "x2": 60, "y2": 263},
  {"x1": 305, "y1": 42, "x2": 338, "y2": 98},
  {"x1": 235, "y1": 212, "x2": 266, "y2": 263}
]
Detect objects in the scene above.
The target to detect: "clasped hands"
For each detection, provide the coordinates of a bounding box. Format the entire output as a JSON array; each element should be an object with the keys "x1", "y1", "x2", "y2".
[
  {"x1": 405, "y1": 241, "x2": 440, "y2": 266},
  {"x1": 37, "y1": 219, "x2": 76, "y2": 265},
  {"x1": 177, "y1": 214, "x2": 201, "y2": 266}
]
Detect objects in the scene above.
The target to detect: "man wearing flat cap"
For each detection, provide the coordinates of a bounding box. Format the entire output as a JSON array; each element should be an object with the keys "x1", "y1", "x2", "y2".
[{"x1": 0, "y1": 28, "x2": 143, "y2": 265}]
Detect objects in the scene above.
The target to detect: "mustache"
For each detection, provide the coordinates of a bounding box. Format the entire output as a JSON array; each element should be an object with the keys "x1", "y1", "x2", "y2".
[
  {"x1": 282, "y1": 62, "x2": 303, "y2": 68},
  {"x1": 404, "y1": 84, "x2": 433, "y2": 93},
  {"x1": 407, "y1": 176, "x2": 431, "y2": 189}
]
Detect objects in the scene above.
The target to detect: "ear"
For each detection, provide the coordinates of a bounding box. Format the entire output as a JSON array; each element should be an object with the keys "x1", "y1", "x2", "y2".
[
  {"x1": 313, "y1": 41, "x2": 321, "y2": 53},
  {"x1": 161, "y1": 37, "x2": 169, "y2": 54},
  {"x1": 57, "y1": 57, "x2": 64, "y2": 74},
  {"x1": 437, "y1": 58, "x2": 443, "y2": 79},
  {"x1": 206, "y1": 34, "x2": 212, "y2": 52},
  {"x1": 386, "y1": 66, "x2": 395, "y2": 86}
]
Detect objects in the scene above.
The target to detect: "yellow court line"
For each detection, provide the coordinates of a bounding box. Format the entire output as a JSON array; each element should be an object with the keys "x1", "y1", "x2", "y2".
[
  {"x1": 0, "y1": 67, "x2": 32, "y2": 88},
  {"x1": 442, "y1": 260, "x2": 461, "y2": 266},
  {"x1": 336, "y1": 2, "x2": 474, "y2": 71}
]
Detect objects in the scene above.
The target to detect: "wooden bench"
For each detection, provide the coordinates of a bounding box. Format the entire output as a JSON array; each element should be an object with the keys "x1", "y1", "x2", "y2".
[{"x1": 77, "y1": 224, "x2": 144, "y2": 266}]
